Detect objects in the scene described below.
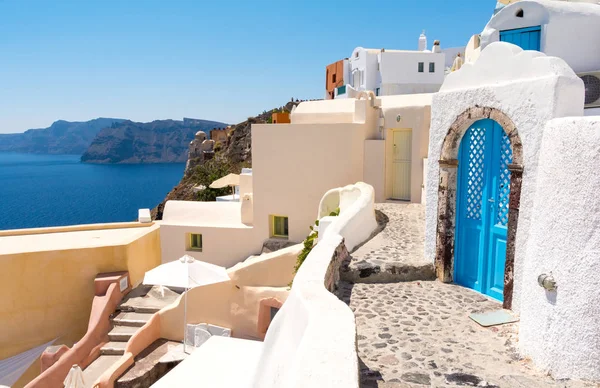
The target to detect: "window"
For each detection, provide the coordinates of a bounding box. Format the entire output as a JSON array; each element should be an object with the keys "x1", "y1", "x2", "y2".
[
  {"x1": 375, "y1": 87, "x2": 380, "y2": 96},
  {"x1": 332, "y1": 74, "x2": 336, "y2": 83},
  {"x1": 429, "y1": 62, "x2": 435, "y2": 73},
  {"x1": 270, "y1": 306, "x2": 280, "y2": 321},
  {"x1": 271, "y1": 215, "x2": 289, "y2": 238},
  {"x1": 516, "y1": 8, "x2": 524, "y2": 17},
  {"x1": 188, "y1": 233, "x2": 203, "y2": 251},
  {"x1": 418, "y1": 62, "x2": 424, "y2": 72}
]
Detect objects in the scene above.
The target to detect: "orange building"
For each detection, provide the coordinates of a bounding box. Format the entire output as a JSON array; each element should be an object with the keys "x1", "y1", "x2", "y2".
[
  {"x1": 325, "y1": 59, "x2": 347, "y2": 99},
  {"x1": 271, "y1": 112, "x2": 290, "y2": 124}
]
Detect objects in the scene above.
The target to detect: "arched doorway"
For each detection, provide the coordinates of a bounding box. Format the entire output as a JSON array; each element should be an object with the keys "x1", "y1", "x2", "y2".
[
  {"x1": 454, "y1": 119, "x2": 512, "y2": 301},
  {"x1": 435, "y1": 106, "x2": 523, "y2": 309}
]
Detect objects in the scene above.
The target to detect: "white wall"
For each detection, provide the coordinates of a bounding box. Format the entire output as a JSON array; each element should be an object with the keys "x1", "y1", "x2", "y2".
[
  {"x1": 519, "y1": 116, "x2": 600, "y2": 380},
  {"x1": 424, "y1": 42, "x2": 584, "y2": 313},
  {"x1": 378, "y1": 51, "x2": 445, "y2": 91},
  {"x1": 481, "y1": 0, "x2": 600, "y2": 73},
  {"x1": 349, "y1": 48, "x2": 379, "y2": 92}
]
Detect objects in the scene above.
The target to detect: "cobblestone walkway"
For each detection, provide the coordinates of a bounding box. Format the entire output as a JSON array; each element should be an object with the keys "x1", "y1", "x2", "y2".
[
  {"x1": 341, "y1": 203, "x2": 434, "y2": 283},
  {"x1": 337, "y1": 281, "x2": 595, "y2": 388}
]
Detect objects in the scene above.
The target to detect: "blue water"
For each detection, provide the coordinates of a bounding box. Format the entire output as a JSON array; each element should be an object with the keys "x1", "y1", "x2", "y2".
[{"x1": 0, "y1": 153, "x2": 185, "y2": 230}]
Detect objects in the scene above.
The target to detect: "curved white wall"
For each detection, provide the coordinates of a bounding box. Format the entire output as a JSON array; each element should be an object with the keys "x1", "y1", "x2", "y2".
[
  {"x1": 519, "y1": 116, "x2": 600, "y2": 380},
  {"x1": 318, "y1": 182, "x2": 378, "y2": 252},
  {"x1": 252, "y1": 182, "x2": 377, "y2": 388}
]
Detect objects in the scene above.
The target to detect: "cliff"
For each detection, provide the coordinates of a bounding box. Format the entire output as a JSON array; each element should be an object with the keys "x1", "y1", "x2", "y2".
[
  {"x1": 152, "y1": 101, "x2": 298, "y2": 219},
  {"x1": 80, "y1": 118, "x2": 227, "y2": 164},
  {"x1": 0, "y1": 118, "x2": 124, "y2": 154}
]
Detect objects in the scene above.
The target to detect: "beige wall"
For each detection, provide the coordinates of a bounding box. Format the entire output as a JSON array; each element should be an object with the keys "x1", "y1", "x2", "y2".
[
  {"x1": 159, "y1": 224, "x2": 260, "y2": 268},
  {"x1": 252, "y1": 122, "x2": 369, "y2": 243},
  {"x1": 383, "y1": 105, "x2": 431, "y2": 202},
  {"x1": 364, "y1": 140, "x2": 386, "y2": 203},
  {"x1": 0, "y1": 224, "x2": 160, "y2": 387}
]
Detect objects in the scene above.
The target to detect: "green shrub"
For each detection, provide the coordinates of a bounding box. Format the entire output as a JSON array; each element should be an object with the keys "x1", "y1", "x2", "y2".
[{"x1": 291, "y1": 208, "x2": 340, "y2": 286}]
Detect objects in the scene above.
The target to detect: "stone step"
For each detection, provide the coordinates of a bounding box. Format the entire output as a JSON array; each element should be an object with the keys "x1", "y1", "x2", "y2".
[
  {"x1": 83, "y1": 355, "x2": 122, "y2": 388},
  {"x1": 100, "y1": 341, "x2": 127, "y2": 356},
  {"x1": 108, "y1": 325, "x2": 139, "y2": 341},
  {"x1": 118, "y1": 285, "x2": 181, "y2": 314},
  {"x1": 112, "y1": 311, "x2": 153, "y2": 327}
]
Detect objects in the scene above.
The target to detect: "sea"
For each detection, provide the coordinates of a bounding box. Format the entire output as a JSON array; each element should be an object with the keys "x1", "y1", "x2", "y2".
[{"x1": 0, "y1": 152, "x2": 185, "y2": 230}]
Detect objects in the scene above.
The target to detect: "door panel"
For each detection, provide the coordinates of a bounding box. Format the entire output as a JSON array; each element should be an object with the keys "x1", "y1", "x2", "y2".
[
  {"x1": 392, "y1": 130, "x2": 412, "y2": 200},
  {"x1": 500, "y1": 26, "x2": 541, "y2": 51},
  {"x1": 455, "y1": 119, "x2": 512, "y2": 301}
]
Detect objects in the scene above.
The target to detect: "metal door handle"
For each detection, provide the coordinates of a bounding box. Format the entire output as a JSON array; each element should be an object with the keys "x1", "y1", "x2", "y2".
[{"x1": 488, "y1": 198, "x2": 495, "y2": 203}]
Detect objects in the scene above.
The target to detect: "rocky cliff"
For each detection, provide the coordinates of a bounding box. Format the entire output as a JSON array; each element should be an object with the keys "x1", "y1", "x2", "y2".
[
  {"x1": 81, "y1": 118, "x2": 227, "y2": 164},
  {"x1": 152, "y1": 101, "x2": 298, "y2": 219},
  {"x1": 0, "y1": 118, "x2": 125, "y2": 154}
]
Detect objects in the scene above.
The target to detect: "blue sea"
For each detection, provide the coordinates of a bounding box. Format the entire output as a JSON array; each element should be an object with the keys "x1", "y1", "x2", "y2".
[{"x1": 0, "y1": 153, "x2": 185, "y2": 230}]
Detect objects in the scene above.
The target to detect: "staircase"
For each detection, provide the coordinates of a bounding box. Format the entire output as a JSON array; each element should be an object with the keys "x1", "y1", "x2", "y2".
[{"x1": 83, "y1": 285, "x2": 180, "y2": 387}]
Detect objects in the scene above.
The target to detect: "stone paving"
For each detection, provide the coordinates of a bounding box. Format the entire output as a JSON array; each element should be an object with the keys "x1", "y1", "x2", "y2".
[
  {"x1": 337, "y1": 281, "x2": 596, "y2": 388},
  {"x1": 341, "y1": 203, "x2": 435, "y2": 283}
]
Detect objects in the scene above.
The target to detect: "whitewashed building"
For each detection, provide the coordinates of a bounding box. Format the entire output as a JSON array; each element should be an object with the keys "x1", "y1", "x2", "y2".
[
  {"x1": 330, "y1": 32, "x2": 448, "y2": 99},
  {"x1": 479, "y1": 0, "x2": 600, "y2": 114}
]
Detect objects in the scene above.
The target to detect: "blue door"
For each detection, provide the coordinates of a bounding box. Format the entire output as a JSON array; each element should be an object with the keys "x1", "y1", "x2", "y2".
[
  {"x1": 500, "y1": 26, "x2": 541, "y2": 51},
  {"x1": 454, "y1": 119, "x2": 513, "y2": 301}
]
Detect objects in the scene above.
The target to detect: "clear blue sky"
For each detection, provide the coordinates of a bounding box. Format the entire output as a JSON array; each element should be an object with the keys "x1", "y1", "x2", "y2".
[{"x1": 0, "y1": 0, "x2": 495, "y2": 134}]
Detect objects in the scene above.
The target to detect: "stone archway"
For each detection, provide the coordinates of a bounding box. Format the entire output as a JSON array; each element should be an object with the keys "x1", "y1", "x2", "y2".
[{"x1": 435, "y1": 106, "x2": 523, "y2": 309}]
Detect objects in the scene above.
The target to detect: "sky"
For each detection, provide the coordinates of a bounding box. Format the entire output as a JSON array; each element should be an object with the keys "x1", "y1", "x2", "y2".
[{"x1": 0, "y1": 0, "x2": 496, "y2": 134}]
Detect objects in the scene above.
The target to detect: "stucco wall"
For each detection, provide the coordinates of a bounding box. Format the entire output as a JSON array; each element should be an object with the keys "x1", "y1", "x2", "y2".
[
  {"x1": 364, "y1": 140, "x2": 386, "y2": 203},
  {"x1": 378, "y1": 51, "x2": 445, "y2": 88},
  {"x1": 0, "y1": 224, "x2": 160, "y2": 387},
  {"x1": 424, "y1": 42, "x2": 584, "y2": 312},
  {"x1": 159, "y1": 223, "x2": 259, "y2": 268},
  {"x1": 252, "y1": 122, "x2": 368, "y2": 243},
  {"x1": 481, "y1": 0, "x2": 600, "y2": 73},
  {"x1": 518, "y1": 117, "x2": 600, "y2": 380},
  {"x1": 160, "y1": 200, "x2": 261, "y2": 267}
]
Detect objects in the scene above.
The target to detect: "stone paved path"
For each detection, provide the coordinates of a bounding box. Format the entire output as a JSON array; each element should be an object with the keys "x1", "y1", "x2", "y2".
[
  {"x1": 337, "y1": 281, "x2": 596, "y2": 388},
  {"x1": 341, "y1": 203, "x2": 435, "y2": 283}
]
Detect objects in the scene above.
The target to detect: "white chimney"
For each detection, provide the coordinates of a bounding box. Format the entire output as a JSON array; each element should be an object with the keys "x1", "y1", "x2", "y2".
[{"x1": 418, "y1": 30, "x2": 427, "y2": 51}]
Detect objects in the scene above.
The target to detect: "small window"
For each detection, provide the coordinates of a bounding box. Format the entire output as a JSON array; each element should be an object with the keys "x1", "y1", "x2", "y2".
[
  {"x1": 516, "y1": 8, "x2": 524, "y2": 17},
  {"x1": 270, "y1": 306, "x2": 280, "y2": 322},
  {"x1": 375, "y1": 87, "x2": 380, "y2": 96},
  {"x1": 271, "y1": 215, "x2": 289, "y2": 238},
  {"x1": 429, "y1": 62, "x2": 435, "y2": 73},
  {"x1": 418, "y1": 62, "x2": 424, "y2": 72},
  {"x1": 355, "y1": 52, "x2": 359, "y2": 58},
  {"x1": 188, "y1": 233, "x2": 203, "y2": 251}
]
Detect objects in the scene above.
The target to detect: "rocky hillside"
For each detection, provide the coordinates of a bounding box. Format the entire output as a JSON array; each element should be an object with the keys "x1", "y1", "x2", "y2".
[
  {"x1": 81, "y1": 118, "x2": 227, "y2": 164},
  {"x1": 0, "y1": 118, "x2": 124, "y2": 154},
  {"x1": 152, "y1": 102, "x2": 298, "y2": 219}
]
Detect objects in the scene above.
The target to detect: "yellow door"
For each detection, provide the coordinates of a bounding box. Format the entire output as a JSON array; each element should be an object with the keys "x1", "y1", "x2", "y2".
[{"x1": 392, "y1": 129, "x2": 412, "y2": 200}]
